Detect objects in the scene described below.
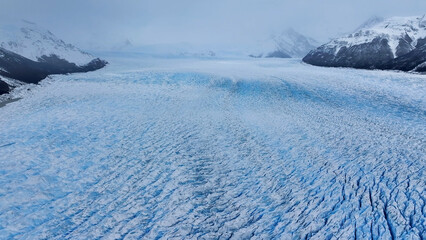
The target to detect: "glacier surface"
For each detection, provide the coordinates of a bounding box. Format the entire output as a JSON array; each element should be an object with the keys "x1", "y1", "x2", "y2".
[{"x1": 0, "y1": 56, "x2": 425, "y2": 239}]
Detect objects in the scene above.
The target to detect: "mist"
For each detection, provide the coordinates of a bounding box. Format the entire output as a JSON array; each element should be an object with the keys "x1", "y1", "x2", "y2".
[{"x1": 1, "y1": 0, "x2": 426, "y2": 50}]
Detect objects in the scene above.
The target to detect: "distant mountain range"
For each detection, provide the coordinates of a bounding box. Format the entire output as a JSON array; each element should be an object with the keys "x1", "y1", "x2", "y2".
[
  {"x1": 303, "y1": 16, "x2": 426, "y2": 73},
  {"x1": 0, "y1": 20, "x2": 107, "y2": 95},
  {"x1": 249, "y1": 28, "x2": 319, "y2": 58}
]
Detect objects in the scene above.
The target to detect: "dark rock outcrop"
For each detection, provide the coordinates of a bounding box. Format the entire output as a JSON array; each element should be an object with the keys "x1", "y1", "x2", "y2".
[
  {"x1": 0, "y1": 47, "x2": 107, "y2": 84},
  {"x1": 303, "y1": 37, "x2": 394, "y2": 70},
  {"x1": 379, "y1": 39, "x2": 426, "y2": 72},
  {"x1": 395, "y1": 33, "x2": 414, "y2": 57},
  {"x1": 0, "y1": 48, "x2": 50, "y2": 84},
  {"x1": 415, "y1": 63, "x2": 426, "y2": 72},
  {"x1": 0, "y1": 79, "x2": 9, "y2": 95}
]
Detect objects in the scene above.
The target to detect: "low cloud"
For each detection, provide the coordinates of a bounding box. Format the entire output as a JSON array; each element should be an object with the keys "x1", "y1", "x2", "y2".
[{"x1": 1, "y1": 0, "x2": 425, "y2": 50}]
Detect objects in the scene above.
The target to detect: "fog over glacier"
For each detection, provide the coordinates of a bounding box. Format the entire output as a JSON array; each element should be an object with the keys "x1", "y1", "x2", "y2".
[{"x1": 1, "y1": 0, "x2": 426, "y2": 49}]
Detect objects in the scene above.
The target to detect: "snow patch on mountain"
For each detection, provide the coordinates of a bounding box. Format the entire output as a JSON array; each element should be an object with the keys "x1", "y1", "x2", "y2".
[
  {"x1": 0, "y1": 20, "x2": 95, "y2": 66},
  {"x1": 329, "y1": 16, "x2": 426, "y2": 58}
]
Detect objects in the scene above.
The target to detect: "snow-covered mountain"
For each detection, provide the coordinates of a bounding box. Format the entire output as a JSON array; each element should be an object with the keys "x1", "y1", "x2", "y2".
[
  {"x1": 0, "y1": 20, "x2": 95, "y2": 66},
  {"x1": 303, "y1": 16, "x2": 426, "y2": 72},
  {"x1": 250, "y1": 28, "x2": 318, "y2": 58},
  {"x1": 0, "y1": 20, "x2": 107, "y2": 94}
]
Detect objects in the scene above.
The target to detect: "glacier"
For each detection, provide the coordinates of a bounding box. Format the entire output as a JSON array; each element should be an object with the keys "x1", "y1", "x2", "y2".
[{"x1": 0, "y1": 56, "x2": 425, "y2": 239}]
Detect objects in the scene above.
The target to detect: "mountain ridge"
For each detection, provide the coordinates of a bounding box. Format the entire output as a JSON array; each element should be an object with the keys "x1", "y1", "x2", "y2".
[
  {"x1": 0, "y1": 20, "x2": 107, "y2": 95},
  {"x1": 250, "y1": 28, "x2": 318, "y2": 58},
  {"x1": 303, "y1": 16, "x2": 426, "y2": 73}
]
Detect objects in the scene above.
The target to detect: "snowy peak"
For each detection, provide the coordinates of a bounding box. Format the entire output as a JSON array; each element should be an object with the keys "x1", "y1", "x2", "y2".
[
  {"x1": 0, "y1": 20, "x2": 107, "y2": 89},
  {"x1": 303, "y1": 15, "x2": 426, "y2": 73},
  {"x1": 271, "y1": 28, "x2": 319, "y2": 57},
  {"x1": 0, "y1": 20, "x2": 95, "y2": 66},
  {"x1": 330, "y1": 16, "x2": 426, "y2": 58},
  {"x1": 250, "y1": 28, "x2": 318, "y2": 58}
]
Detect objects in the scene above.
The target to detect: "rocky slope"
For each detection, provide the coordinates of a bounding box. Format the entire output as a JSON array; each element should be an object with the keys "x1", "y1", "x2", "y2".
[
  {"x1": 250, "y1": 28, "x2": 318, "y2": 58},
  {"x1": 0, "y1": 78, "x2": 9, "y2": 95},
  {"x1": 303, "y1": 16, "x2": 426, "y2": 73},
  {"x1": 0, "y1": 20, "x2": 107, "y2": 94},
  {"x1": 0, "y1": 47, "x2": 107, "y2": 84}
]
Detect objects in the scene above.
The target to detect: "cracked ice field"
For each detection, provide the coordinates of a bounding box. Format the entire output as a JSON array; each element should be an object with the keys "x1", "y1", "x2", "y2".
[{"x1": 0, "y1": 57, "x2": 424, "y2": 239}]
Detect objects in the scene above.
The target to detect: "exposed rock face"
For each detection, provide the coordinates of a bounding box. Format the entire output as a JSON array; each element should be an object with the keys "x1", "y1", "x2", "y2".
[
  {"x1": 303, "y1": 37, "x2": 394, "y2": 69},
  {"x1": 0, "y1": 78, "x2": 9, "y2": 95},
  {"x1": 415, "y1": 62, "x2": 426, "y2": 72},
  {"x1": 0, "y1": 47, "x2": 107, "y2": 84},
  {"x1": 381, "y1": 40, "x2": 426, "y2": 72},
  {"x1": 303, "y1": 16, "x2": 426, "y2": 73},
  {"x1": 395, "y1": 33, "x2": 414, "y2": 57}
]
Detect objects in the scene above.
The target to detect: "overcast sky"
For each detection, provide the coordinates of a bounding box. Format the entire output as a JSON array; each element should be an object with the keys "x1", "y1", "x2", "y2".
[{"x1": 1, "y1": 0, "x2": 426, "y2": 50}]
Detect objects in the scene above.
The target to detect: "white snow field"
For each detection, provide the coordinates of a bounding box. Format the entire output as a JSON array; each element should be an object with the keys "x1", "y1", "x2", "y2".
[{"x1": 0, "y1": 56, "x2": 425, "y2": 239}]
